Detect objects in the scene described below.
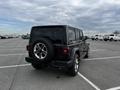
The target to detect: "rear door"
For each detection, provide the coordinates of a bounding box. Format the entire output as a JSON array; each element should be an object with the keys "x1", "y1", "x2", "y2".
[
  {"x1": 71, "y1": 28, "x2": 85, "y2": 57},
  {"x1": 67, "y1": 27, "x2": 84, "y2": 57},
  {"x1": 78, "y1": 30, "x2": 85, "y2": 56}
]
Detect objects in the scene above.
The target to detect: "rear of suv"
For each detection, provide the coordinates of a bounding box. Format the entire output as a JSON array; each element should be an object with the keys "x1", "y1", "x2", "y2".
[{"x1": 25, "y1": 25, "x2": 89, "y2": 76}]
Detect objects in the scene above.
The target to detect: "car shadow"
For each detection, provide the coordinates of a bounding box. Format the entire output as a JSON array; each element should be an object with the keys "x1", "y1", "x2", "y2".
[{"x1": 24, "y1": 65, "x2": 76, "y2": 80}]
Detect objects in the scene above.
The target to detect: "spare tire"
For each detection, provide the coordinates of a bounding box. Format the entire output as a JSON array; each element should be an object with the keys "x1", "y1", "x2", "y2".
[{"x1": 31, "y1": 38, "x2": 54, "y2": 62}]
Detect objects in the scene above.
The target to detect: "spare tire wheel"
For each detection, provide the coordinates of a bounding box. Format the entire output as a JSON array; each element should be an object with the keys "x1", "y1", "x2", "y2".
[{"x1": 32, "y1": 38, "x2": 54, "y2": 62}]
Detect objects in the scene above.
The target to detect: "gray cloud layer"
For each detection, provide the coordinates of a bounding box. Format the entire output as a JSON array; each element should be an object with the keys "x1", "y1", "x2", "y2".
[{"x1": 0, "y1": 0, "x2": 120, "y2": 34}]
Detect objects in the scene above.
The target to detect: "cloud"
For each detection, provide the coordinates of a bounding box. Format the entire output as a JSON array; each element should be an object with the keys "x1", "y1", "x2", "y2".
[{"x1": 0, "y1": 0, "x2": 120, "y2": 34}]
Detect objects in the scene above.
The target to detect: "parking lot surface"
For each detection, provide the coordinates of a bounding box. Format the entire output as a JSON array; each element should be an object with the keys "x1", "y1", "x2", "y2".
[{"x1": 0, "y1": 38, "x2": 120, "y2": 90}]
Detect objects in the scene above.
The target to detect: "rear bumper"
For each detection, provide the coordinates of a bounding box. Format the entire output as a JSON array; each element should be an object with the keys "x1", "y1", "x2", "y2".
[
  {"x1": 50, "y1": 59, "x2": 73, "y2": 68},
  {"x1": 25, "y1": 57, "x2": 73, "y2": 68}
]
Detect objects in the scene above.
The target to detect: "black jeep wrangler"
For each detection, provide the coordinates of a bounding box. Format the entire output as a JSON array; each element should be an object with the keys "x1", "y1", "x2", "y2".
[{"x1": 25, "y1": 25, "x2": 89, "y2": 76}]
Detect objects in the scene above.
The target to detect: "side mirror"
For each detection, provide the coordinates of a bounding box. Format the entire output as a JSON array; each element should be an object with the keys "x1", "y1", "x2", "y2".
[{"x1": 83, "y1": 36, "x2": 88, "y2": 41}]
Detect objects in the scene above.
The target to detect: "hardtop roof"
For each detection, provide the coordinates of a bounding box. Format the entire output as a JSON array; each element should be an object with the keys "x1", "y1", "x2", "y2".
[{"x1": 32, "y1": 25, "x2": 82, "y2": 31}]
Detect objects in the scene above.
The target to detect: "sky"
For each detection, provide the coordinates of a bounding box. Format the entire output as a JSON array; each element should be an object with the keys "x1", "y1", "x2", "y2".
[{"x1": 0, "y1": 0, "x2": 120, "y2": 35}]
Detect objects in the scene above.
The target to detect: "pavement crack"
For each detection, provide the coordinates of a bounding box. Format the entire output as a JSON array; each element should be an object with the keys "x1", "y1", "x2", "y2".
[{"x1": 8, "y1": 55, "x2": 23, "y2": 90}]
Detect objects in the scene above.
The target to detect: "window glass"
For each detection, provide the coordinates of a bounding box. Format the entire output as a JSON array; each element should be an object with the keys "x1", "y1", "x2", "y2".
[
  {"x1": 68, "y1": 29, "x2": 75, "y2": 41},
  {"x1": 79, "y1": 30, "x2": 83, "y2": 39},
  {"x1": 75, "y1": 29, "x2": 79, "y2": 40},
  {"x1": 110, "y1": 34, "x2": 114, "y2": 36}
]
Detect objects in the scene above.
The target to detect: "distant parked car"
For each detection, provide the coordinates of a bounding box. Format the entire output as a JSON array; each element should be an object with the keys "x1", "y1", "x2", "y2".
[
  {"x1": 91, "y1": 36, "x2": 95, "y2": 40},
  {"x1": 103, "y1": 35, "x2": 109, "y2": 41},
  {"x1": 97, "y1": 35, "x2": 104, "y2": 40},
  {"x1": 91, "y1": 35, "x2": 98, "y2": 40},
  {"x1": 22, "y1": 34, "x2": 30, "y2": 39},
  {"x1": 91, "y1": 35, "x2": 104, "y2": 41},
  {"x1": 0, "y1": 36, "x2": 6, "y2": 39},
  {"x1": 109, "y1": 34, "x2": 120, "y2": 41}
]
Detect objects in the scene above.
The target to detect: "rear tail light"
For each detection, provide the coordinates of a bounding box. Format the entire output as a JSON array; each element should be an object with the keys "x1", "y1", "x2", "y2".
[
  {"x1": 57, "y1": 47, "x2": 70, "y2": 55},
  {"x1": 62, "y1": 47, "x2": 70, "y2": 55}
]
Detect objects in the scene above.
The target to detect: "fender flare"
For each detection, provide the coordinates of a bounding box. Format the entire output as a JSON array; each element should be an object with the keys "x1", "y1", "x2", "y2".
[{"x1": 70, "y1": 48, "x2": 80, "y2": 60}]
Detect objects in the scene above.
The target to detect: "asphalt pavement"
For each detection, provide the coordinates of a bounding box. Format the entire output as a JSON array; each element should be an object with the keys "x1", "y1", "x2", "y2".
[{"x1": 0, "y1": 38, "x2": 120, "y2": 90}]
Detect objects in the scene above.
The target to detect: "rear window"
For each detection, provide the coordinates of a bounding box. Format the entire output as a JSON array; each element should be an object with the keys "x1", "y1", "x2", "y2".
[{"x1": 31, "y1": 26, "x2": 65, "y2": 37}]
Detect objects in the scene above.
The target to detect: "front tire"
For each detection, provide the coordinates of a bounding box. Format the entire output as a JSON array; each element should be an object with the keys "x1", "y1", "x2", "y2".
[{"x1": 67, "y1": 54, "x2": 80, "y2": 76}]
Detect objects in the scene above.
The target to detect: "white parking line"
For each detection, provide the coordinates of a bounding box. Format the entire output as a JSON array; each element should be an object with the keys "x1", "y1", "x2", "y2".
[
  {"x1": 106, "y1": 86, "x2": 120, "y2": 90},
  {"x1": 78, "y1": 72, "x2": 101, "y2": 90},
  {"x1": 0, "y1": 48, "x2": 25, "y2": 50},
  {"x1": 0, "y1": 53, "x2": 27, "y2": 56},
  {"x1": 0, "y1": 64, "x2": 30, "y2": 69},
  {"x1": 0, "y1": 46, "x2": 25, "y2": 48},
  {"x1": 85, "y1": 56, "x2": 120, "y2": 61},
  {"x1": 0, "y1": 64, "x2": 101, "y2": 90},
  {"x1": 0, "y1": 57, "x2": 119, "y2": 90},
  {"x1": 91, "y1": 49, "x2": 106, "y2": 52}
]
